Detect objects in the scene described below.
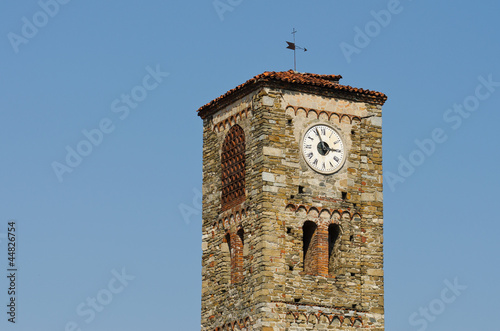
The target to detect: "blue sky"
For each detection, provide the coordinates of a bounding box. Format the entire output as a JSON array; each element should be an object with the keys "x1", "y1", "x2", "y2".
[{"x1": 1, "y1": 1, "x2": 499, "y2": 330}]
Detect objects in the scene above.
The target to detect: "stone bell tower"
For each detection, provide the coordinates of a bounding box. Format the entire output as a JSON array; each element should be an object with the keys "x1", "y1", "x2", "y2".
[{"x1": 197, "y1": 70, "x2": 387, "y2": 330}]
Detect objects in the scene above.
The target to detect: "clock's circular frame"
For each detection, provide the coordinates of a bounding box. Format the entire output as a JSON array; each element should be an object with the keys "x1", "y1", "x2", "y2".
[{"x1": 301, "y1": 122, "x2": 347, "y2": 175}]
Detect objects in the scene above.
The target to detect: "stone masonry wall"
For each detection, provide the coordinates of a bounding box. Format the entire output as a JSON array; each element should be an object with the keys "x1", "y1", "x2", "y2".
[{"x1": 201, "y1": 86, "x2": 384, "y2": 331}]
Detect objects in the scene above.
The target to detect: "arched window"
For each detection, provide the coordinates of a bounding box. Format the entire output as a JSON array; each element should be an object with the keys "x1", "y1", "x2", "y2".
[
  {"x1": 221, "y1": 125, "x2": 245, "y2": 211},
  {"x1": 328, "y1": 224, "x2": 341, "y2": 276},
  {"x1": 303, "y1": 221, "x2": 330, "y2": 276},
  {"x1": 303, "y1": 221, "x2": 318, "y2": 275},
  {"x1": 227, "y1": 229, "x2": 245, "y2": 284}
]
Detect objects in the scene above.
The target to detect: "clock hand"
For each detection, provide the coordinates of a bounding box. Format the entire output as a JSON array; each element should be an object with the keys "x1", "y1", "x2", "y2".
[
  {"x1": 315, "y1": 128, "x2": 329, "y2": 154},
  {"x1": 315, "y1": 128, "x2": 324, "y2": 143}
]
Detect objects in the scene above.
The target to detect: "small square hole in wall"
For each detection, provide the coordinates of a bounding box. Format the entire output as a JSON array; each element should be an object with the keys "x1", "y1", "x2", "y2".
[
  {"x1": 341, "y1": 192, "x2": 347, "y2": 200},
  {"x1": 351, "y1": 130, "x2": 355, "y2": 135},
  {"x1": 287, "y1": 119, "x2": 293, "y2": 125},
  {"x1": 353, "y1": 203, "x2": 357, "y2": 208},
  {"x1": 352, "y1": 304, "x2": 357, "y2": 309},
  {"x1": 351, "y1": 273, "x2": 355, "y2": 276},
  {"x1": 294, "y1": 298, "x2": 301, "y2": 303},
  {"x1": 350, "y1": 235, "x2": 354, "y2": 242},
  {"x1": 290, "y1": 195, "x2": 295, "y2": 199},
  {"x1": 287, "y1": 227, "x2": 292, "y2": 234},
  {"x1": 289, "y1": 265, "x2": 294, "y2": 271},
  {"x1": 298, "y1": 186, "x2": 305, "y2": 194}
]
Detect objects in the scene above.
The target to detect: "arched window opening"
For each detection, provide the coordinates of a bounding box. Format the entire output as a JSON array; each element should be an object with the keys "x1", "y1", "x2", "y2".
[
  {"x1": 223, "y1": 233, "x2": 231, "y2": 284},
  {"x1": 221, "y1": 125, "x2": 246, "y2": 211},
  {"x1": 303, "y1": 221, "x2": 318, "y2": 275},
  {"x1": 227, "y1": 229, "x2": 245, "y2": 284},
  {"x1": 237, "y1": 228, "x2": 244, "y2": 246},
  {"x1": 328, "y1": 224, "x2": 341, "y2": 276}
]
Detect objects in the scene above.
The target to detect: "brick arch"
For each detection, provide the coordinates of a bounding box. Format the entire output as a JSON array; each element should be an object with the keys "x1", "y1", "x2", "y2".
[
  {"x1": 296, "y1": 107, "x2": 307, "y2": 117},
  {"x1": 329, "y1": 112, "x2": 341, "y2": 122},
  {"x1": 221, "y1": 125, "x2": 246, "y2": 211},
  {"x1": 307, "y1": 109, "x2": 318, "y2": 118},
  {"x1": 318, "y1": 313, "x2": 330, "y2": 324},
  {"x1": 352, "y1": 316, "x2": 363, "y2": 327},
  {"x1": 307, "y1": 312, "x2": 319, "y2": 324},
  {"x1": 288, "y1": 104, "x2": 364, "y2": 124},
  {"x1": 340, "y1": 114, "x2": 351, "y2": 124},
  {"x1": 331, "y1": 315, "x2": 343, "y2": 326},
  {"x1": 318, "y1": 110, "x2": 329, "y2": 120},
  {"x1": 285, "y1": 203, "x2": 362, "y2": 221},
  {"x1": 286, "y1": 311, "x2": 297, "y2": 322}
]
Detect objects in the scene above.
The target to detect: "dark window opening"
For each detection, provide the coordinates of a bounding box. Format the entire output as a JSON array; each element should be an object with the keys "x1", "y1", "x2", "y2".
[
  {"x1": 328, "y1": 224, "x2": 341, "y2": 276},
  {"x1": 227, "y1": 229, "x2": 245, "y2": 284},
  {"x1": 303, "y1": 221, "x2": 317, "y2": 274}
]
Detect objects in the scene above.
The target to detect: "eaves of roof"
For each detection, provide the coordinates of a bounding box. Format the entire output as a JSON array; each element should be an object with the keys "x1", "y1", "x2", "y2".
[{"x1": 197, "y1": 70, "x2": 387, "y2": 119}]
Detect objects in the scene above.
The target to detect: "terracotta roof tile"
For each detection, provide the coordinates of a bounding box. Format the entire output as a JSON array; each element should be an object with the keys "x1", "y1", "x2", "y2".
[{"x1": 197, "y1": 70, "x2": 387, "y2": 118}]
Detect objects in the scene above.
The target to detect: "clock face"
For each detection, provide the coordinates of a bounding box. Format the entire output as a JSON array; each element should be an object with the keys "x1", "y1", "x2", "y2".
[{"x1": 302, "y1": 124, "x2": 346, "y2": 174}]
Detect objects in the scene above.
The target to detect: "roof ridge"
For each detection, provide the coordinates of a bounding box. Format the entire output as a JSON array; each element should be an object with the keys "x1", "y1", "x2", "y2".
[{"x1": 197, "y1": 71, "x2": 387, "y2": 118}]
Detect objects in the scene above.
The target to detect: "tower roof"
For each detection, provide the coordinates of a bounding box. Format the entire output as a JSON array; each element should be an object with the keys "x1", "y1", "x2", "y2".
[{"x1": 197, "y1": 70, "x2": 387, "y2": 119}]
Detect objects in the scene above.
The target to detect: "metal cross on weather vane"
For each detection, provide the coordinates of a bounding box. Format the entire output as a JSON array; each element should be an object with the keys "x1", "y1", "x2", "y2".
[{"x1": 286, "y1": 28, "x2": 307, "y2": 71}]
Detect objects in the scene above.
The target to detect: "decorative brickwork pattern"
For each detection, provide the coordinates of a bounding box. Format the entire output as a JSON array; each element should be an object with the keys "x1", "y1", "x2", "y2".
[
  {"x1": 285, "y1": 203, "x2": 361, "y2": 220},
  {"x1": 286, "y1": 105, "x2": 363, "y2": 124},
  {"x1": 221, "y1": 125, "x2": 246, "y2": 211},
  {"x1": 212, "y1": 205, "x2": 249, "y2": 235},
  {"x1": 212, "y1": 316, "x2": 252, "y2": 331},
  {"x1": 286, "y1": 311, "x2": 363, "y2": 328},
  {"x1": 212, "y1": 107, "x2": 251, "y2": 133}
]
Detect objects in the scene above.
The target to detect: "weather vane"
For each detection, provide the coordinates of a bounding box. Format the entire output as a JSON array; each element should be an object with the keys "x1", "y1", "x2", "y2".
[{"x1": 286, "y1": 28, "x2": 307, "y2": 71}]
